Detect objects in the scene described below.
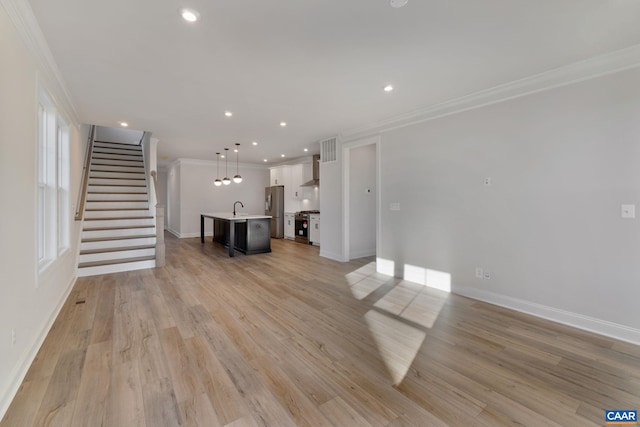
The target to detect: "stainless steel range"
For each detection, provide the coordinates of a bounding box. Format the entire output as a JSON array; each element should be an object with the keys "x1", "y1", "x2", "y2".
[{"x1": 294, "y1": 210, "x2": 319, "y2": 244}]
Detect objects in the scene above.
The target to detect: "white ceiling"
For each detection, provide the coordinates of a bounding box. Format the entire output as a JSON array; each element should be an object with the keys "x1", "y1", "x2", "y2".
[{"x1": 28, "y1": 0, "x2": 640, "y2": 164}]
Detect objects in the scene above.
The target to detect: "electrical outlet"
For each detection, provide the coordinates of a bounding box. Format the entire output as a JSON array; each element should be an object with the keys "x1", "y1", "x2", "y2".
[
  {"x1": 475, "y1": 267, "x2": 483, "y2": 278},
  {"x1": 11, "y1": 328, "x2": 16, "y2": 346},
  {"x1": 390, "y1": 202, "x2": 400, "y2": 211},
  {"x1": 484, "y1": 177, "x2": 492, "y2": 186},
  {"x1": 483, "y1": 271, "x2": 491, "y2": 280}
]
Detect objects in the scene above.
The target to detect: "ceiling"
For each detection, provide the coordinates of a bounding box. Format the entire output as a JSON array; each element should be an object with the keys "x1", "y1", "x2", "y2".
[{"x1": 28, "y1": 0, "x2": 640, "y2": 165}]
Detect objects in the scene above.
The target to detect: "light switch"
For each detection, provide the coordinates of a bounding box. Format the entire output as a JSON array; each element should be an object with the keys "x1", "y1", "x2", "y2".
[
  {"x1": 621, "y1": 204, "x2": 636, "y2": 219},
  {"x1": 390, "y1": 203, "x2": 400, "y2": 211}
]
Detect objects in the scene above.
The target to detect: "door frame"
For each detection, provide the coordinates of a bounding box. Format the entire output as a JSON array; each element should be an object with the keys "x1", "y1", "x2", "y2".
[{"x1": 341, "y1": 135, "x2": 381, "y2": 261}]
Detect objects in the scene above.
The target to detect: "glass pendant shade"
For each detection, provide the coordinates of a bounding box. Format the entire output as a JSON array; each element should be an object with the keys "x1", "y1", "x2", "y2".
[
  {"x1": 214, "y1": 152, "x2": 222, "y2": 186},
  {"x1": 233, "y1": 143, "x2": 242, "y2": 183},
  {"x1": 223, "y1": 148, "x2": 231, "y2": 185}
]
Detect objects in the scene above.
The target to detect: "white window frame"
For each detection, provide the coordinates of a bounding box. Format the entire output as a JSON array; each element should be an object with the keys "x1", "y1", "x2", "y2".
[{"x1": 37, "y1": 88, "x2": 70, "y2": 272}]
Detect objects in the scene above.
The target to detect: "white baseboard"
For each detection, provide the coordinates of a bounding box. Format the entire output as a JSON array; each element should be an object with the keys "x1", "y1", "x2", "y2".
[
  {"x1": 320, "y1": 249, "x2": 346, "y2": 262},
  {"x1": 166, "y1": 228, "x2": 213, "y2": 239},
  {"x1": 349, "y1": 249, "x2": 376, "y2": 260},
  {"x1": 0, "y1": 275, "x2": 77, "y2": 420},
  {"x1": 454, "y1": 286, "x2": 640, "y2": 345},
  {"x1": 166, "y1": 227, "x2": 180, "y2": 238},
  {"x1": 180, "y1": 232, "x2": 213, "y2": 239}
]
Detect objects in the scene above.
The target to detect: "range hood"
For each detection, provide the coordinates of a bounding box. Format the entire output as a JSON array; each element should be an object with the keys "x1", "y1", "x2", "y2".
[{"x1": 301, "y1": 155, "x2": 320, "y2": 187}]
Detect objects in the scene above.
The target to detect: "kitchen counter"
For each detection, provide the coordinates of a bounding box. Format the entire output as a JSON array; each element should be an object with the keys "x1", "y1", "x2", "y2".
[{"x1": 201, "y1": 213, "x2": 272, "y2": 257}]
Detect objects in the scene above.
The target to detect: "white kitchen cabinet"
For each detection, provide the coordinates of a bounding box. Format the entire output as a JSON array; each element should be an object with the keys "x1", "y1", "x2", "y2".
[
  {"x1": 284, "y1": 213, "x2": 295, "y2": 239},
  {"x1": 309, "y1": 214, "x2": 320, "y2": 246},
  {"x1": 270, "y1": 166, "x2": 288, "y2": 186},
  {"x1": 290, "y1": 164, "x2": 303, "y2": 200}
]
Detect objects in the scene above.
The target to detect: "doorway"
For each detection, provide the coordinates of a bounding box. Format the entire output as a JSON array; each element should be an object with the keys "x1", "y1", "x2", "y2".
[{"x1": 342, "y1": 136, "x2": 380, "y2": 261}]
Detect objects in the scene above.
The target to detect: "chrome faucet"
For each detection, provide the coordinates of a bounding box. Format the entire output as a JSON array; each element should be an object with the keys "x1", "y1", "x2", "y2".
[{"x1": 233, "y1": 201, "x2": 244, "y2": 216}]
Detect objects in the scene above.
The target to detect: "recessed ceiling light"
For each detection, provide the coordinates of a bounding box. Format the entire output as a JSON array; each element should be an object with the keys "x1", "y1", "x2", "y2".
[
  {"x1": 252, "y1": 141, "x2": 258, "y2": 146},
  {"x1": 180, "y1": 8, "x2": 200, "y2": 22},
  {"x1": 263, "y1": 159, "x2": 268, "y2": 162},
  {"x1": 224, "y1": 111, "x2": 233, "y2": 117},
  {"x1": 221, "y1": 155, "x2": 225, "y2": 158},
  {"x1": 119, "y1": 121, "x2": 129, "y2": 127},
  {"x1": 383, "y1": 84, "x2": 394, "y2": 92},
  {"x1": 179, "y1": 8, "x2": 200, "y2": 22},
  {"x1": 304, "y1": 148, "x2": 308, "y2": 152},
  {"x1": 390, "y1": 0, "x2": 408, "y2": 8},
  {"x1": 280, "y1": 122, "x2": 287, "y2": 127},
  {"x1": 281, "y1": 154, "x2": 286, "y2": 157}
]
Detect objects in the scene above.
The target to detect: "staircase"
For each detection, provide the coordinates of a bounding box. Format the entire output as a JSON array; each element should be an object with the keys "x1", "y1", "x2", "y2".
[{"x1": 77, "y1": 140, "x2": 157, "y2": 277}]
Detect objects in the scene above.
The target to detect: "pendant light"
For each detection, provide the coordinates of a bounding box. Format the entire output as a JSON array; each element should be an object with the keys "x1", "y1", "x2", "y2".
[
  {"x1": 214, "y1": 152, "x2": 222, "y2": 186},
  {"x1": 222, "y1": 148, "x2": 231, "y2": 185},
  {"x1": 233, "y1": 143, "x2": 242, "y2": 183}
]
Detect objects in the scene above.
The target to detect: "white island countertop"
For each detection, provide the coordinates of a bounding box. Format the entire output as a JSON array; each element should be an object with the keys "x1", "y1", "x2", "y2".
[{"x1": 201, "y1": 212, "x2": 272, "y2": 221}]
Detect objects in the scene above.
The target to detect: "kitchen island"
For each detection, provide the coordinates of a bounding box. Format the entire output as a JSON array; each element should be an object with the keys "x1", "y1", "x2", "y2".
[{"x1": 200, "y1": 212, "x2": 272, "y2": 257}]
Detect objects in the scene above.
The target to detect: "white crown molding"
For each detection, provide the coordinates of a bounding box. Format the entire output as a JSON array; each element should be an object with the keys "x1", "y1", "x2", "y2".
[
  {"x1": 173, "y1": 158, "x2": 269, "y2": 170},
  {"x1": 1, "y1": 0, "x2": 80, "y2": 125},
  {"x1": 455, "y1": 286, "x2": 640, "y2": 345},
  {"x1": 341, "y1": 44, "x2": 640, "y2": 142}
]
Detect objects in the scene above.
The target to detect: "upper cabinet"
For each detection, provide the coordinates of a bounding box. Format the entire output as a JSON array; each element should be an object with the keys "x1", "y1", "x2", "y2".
[
  {"x1": 269, "y1": 156, "x2": 319, "y2": 212},
  {"x1": 270, "y1": 166, "x2": 286, "y2": 186},
  {"x1": 291, "y1": 164, "x2": 303, "y2": 200}
]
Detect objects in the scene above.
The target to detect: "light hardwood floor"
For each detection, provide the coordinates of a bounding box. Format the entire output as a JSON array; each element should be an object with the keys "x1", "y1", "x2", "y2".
[{"x1": 2, "y1": 233, "x2": 639, "y2": 426}]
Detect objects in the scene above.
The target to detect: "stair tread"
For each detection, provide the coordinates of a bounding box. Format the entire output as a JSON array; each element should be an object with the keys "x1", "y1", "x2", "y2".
[
  {"x1": 88, "y1": 191, "x2": 147, "y2": 194},
  {"x1": 84, "y1": 216, "x2": 154, "y2": 221},
  {"x1": 80, "y1": 244, "x2": 156, "y2": 255},
  {"x1": 83, "y1": 225, "x2": 155, "y2": 231},
  {"x1": 88, "y1": 184, "x2": 147, "y2": 188},
  {"x1": 85, "y1": 208, "x2": 149, "y2": 211},
  {"x1": 94, "y1": 141, "x2": 142, "y2": 148},
  {"x1": 87, "y1": 200, "x2": 149, "y2": 202},
  {"x1": 93, "y1": 150, "x2": 142, "y2": 155},
  {"x1": 82, "y1": 234, "x2": 156, "y2": 242},
  {"x1": 78, "y1": 255, "x2": 155, "y2": 268}
]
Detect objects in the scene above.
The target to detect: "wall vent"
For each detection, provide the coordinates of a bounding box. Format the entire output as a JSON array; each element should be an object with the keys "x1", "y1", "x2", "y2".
[{"x1": 320, "y1": 137, "x2": 337, "y2": 163}]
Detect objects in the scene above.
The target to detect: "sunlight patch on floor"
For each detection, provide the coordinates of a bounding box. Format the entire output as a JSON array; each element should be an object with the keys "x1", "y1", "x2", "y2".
[
  {"x1": 346, "y1": 262, "x2": 393, "y2": 300},
  {"x1": 364, "y1": 310, "x2": 426, "y2": 385},
  {"x1": 346, "y1": 260, "x2": 450, "y2": 384}
]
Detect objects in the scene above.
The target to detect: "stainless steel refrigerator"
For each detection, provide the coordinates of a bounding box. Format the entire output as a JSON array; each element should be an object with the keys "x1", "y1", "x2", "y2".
[{"x1": 265, "y1": 185, "x2": 284, "y2": 238}]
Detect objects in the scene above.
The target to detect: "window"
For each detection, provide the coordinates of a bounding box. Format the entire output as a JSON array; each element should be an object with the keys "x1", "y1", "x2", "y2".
[{"x1": 37, "y1": 89, "x2": 70, "y2": 269}]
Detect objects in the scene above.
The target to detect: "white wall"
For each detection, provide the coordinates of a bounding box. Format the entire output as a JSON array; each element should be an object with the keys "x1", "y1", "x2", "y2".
[
  {"x1": 319, "y1": 157, "x2": 343, "y2": 261},
  {"x1": 95, "y1": 126, "x2": 144, "y2": 145},
  {"x1": 377, "y1": 68, "x2": 640, "y2": 342},
  {"x1": 168, "y1": 160, "x2": 269, "y2": 237},
  {"x1": 0, "y1": 3, "x2": 86, "y2": 417},
  {"x1": 157, "y1": 168, "x2": 168, "y2": 228},
  {"x1": 167, "y1": 162, "x2": 181, "y2": 235},
  {"x1": 349, "y1": 144, "x2": 377, "y2": 259}
]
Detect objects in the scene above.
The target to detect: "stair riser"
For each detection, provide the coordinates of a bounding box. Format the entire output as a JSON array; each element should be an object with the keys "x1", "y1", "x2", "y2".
[
  {"x1": 92, "y1": 158, "x2": 144, "y2": 167},
  {"x1": 84, "y1": 209, "x2": 151, "y2": 219},
  {"x1": 91, "y1": 165, "x2": 145, "y2": 174},
  {"x1": 77, "y1": 259, "x2": 156, "y2": 277},
  {"x1": 81, "y1": 237, "x2": 157, "y2": 251},
  {"x1": 94, "y1": 141, "x2": 140, "y2": 148},
  {"x1": 79, "y1": 248, "x2": 156, "y2": 263},
  {"x1": 92, "y1": 153, "x2": 143, "y2": 161},
  {"x1": 83, "y1": 218, "x2": 155, "y2": 228},
  {"x1": 88, "y1": 178, "x2": 147, "y2": 186},
  {"x1": 90, "y1": 170, "x2": 146, "y2": 178},
  {"x1": 92, "y1": 147, "x2": 142, "y2": 156},
  {"x1": 82, "y1": 227, "x2": 155, "y2": 239},
  {"x1": 87, "y1": 193, "x2": 148, "y2": 202},
  {"x1": 88, "y1": 185, "x2": 148, "y2": 193},
  {"x1": 85, "y1": 201, "x2": 149, "y2": 210}
]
